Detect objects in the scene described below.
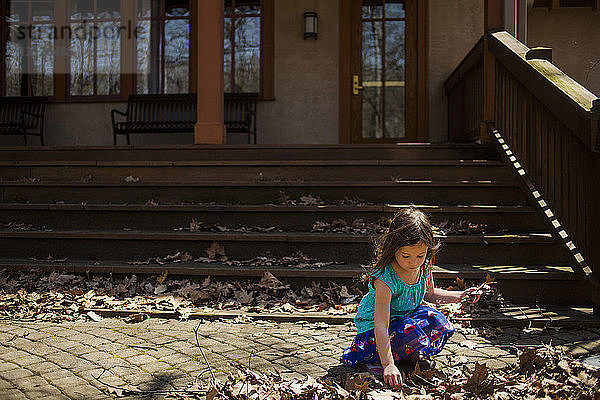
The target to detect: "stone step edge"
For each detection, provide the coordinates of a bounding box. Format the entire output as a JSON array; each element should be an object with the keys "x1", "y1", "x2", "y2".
[
  {"x1": 0, "y1": 160, "x2": 507, "y2": 167},
  {"x1": 0, "y1": 180, "x2": 520, "y2": 187},
  {"x1": 0, "y1": 143, "x2": 498, "y2": 151},
  {"x1": 0, "y1": 230, "x2": 556, "y2": 243},
  {"x1": 72, "y1": 307, "x2": 599, "y2": 328},
  {"x1": 0, "y1": 260, "x2": 577, "y2": 280},
  {"x1": 0, "y1": 203, "x2": 536, "y2": 213}
]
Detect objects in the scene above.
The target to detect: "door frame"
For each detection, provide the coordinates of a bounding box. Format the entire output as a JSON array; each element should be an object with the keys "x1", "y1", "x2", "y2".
[{"x1": 339, "y1": 0, "x2": 428, "y2": 143}]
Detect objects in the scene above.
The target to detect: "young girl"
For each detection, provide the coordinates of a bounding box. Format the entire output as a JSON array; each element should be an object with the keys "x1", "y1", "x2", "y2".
[{"x1": 341, "y1": 206, "x2": 475, "y2": 387}]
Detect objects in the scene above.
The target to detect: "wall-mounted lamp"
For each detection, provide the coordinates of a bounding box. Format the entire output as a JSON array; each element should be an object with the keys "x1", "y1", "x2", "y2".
[{"x1": 303, "y1": 12, "x2": 318, "y2": 40}]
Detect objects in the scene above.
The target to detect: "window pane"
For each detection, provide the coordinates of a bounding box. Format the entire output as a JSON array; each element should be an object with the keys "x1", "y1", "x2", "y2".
[
  {"x1": 71, "y1": 0, "x2": 94, "y2": 20},
  {"x1": 225, "y1": 0, "x2": 260, "y2": 16},
  {"x1": 5, "y1": 27, "x2": 26, "y2": 95},
  {"x1": 224, "y1": 17, "x2": 232, "y2": 92},
  {"x1": 5, "y1": 3, "x2": 54, "y2": 97},
  {"x1": 98, "y1": 0, "x2": 120, "y2": 19},
  {"x1": 384, "y1": 1, "x2": 405, "y2": 19},
  {"x1": 362, "y1": 1, "x2": 383, "y2": 19},
  {"x1": 137, "y1": 0, "x2": 152, "y2": 18},
  {"x1": 165, "y1": 0, "x2": 189, "y2": 17},
  {"x1": 233, "y1": 16, "x2": 259, "y2": 92},
  {"x1": 362, "y1": 87, "x2": 383, "y2": 139},
  {"x1": 70, "y1": 22, "x2": 95, "y2": 95},
  {"x1": 385, "y1": 20, "x2": 405, "y2": 82},
  {"x1": 96, "y1": 22, "x2": 120, "y2": 95},
  {"x1": 235, "y1": 5, "x2": 260, "y2": 15},
  {"x1": 136, "y1": 19, "x2": 161, "y2": 93},
  {"x1": 32, "y1": 0, "x2": 54, "y2": 21},
  {"x1": 362, "y1": 21, "x2": 382, "y2": 82},
  {"x1": 30, "y1": 24, "x2": 54, "y2": 95},
  {"x1": 384, "y1": 86, "x2": 405, "y2": 138},
  {"x1": 164, "y1": 19, "x2": 189, "y2": 93},
  {"x1": 8, "y1": 0, "x2": 29, "y2": 22}
]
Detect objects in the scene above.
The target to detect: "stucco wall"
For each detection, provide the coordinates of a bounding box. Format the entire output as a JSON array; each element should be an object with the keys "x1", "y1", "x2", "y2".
[
  {"x1": 254, "y1": 0, "x2": 339, "y2": 145},
  {"x1": 427, "y1": 0, "x2": 484, "y2": 143},
  {"x1": 527, "y1": 8, "x2": 600, "y2": 97}
]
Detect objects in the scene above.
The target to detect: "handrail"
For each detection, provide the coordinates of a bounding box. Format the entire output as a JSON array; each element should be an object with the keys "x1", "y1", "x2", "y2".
[
  {"x1": 444, "y1": 37, "x2": 484, "y2": 143},
  {"x1": 488, "y1": 31, "x2": 600, "y2": 152},
  {"x1": 444, "y1": 36, "x2": 484, "y2": 95},
  {"x1": 445, "y1": 30, "x2": 600, "y2": 310}
]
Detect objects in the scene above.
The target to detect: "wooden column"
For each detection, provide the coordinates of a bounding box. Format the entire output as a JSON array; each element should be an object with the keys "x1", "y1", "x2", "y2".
[
  {"x1": 481, "y1": 0, "x2": 503, "y2": 143},
  {"x1": 194, "y1": 0, "x2": 226, "y2": 144},
  {"x1": 120, "y1": 0, "x2": 136, "y2": 99}
]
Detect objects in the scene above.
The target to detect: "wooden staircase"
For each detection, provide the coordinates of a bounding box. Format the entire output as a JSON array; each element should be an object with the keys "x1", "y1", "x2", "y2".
[{"x1": 0, "y1": 144, "x2": 587, "y2": 304}]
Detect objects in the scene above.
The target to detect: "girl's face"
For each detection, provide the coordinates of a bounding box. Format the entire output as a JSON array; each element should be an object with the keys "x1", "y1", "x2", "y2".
[{"x1": 393, "y1": 242, "x2": 428, "y2": 273}]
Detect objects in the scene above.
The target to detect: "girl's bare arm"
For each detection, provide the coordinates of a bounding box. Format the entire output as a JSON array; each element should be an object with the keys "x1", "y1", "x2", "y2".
[
  {"x1": 373, "y1": 279, "x2": 394, "y2": 366},
  {"x1": 423, "y1": 270, "x2": 466, "y2": 304},
  {"x1": 373, "y1": 279, "x2": 402, "y2": 387}
]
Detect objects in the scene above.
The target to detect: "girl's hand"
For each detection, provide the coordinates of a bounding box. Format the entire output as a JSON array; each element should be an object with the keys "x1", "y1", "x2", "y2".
[
  {"x1": 460, "y1": 286, "x2": 481, "y2": 303},
  {"x1": 383, "y1": 363, "x2": 403, "y2": 387}
]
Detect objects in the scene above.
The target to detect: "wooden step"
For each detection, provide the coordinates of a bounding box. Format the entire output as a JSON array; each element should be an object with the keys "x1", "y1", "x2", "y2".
[
  {"x1": 0, "y1": 159, "x2": 516, "y2": 182},
  {"x1": 0, "y1": 143, "x2": 501, "y2": 161},
  {"x1": 0, "y1": 258, "x2": 587, "y2": 304},
  {"x1": 0, "y1": 230, "x2": 571, "y2": 265},
  {"x1": 0, "y1": 180, "x2": 528, "y2": 205},
  {"x1": 0, "y1": 203, "x2": 547, "y2": 232}
]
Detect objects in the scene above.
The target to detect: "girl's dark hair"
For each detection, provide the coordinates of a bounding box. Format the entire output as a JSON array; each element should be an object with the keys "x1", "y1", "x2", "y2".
[{"x1": 364, "y1": 205, "x2": 441, "y2": 290}]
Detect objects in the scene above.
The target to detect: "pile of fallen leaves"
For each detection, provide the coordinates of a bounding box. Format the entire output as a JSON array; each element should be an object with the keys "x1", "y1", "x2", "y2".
[
  {"x1": 311, "y1": 219, "x2": 505, "y2": 236},
  {"x1": 312, "y1": 219, "x2": 389, "y2": 235},
  {"x1": 2, "y1": 221, "x2": 47, "y2": 231},
  {"x1": 392, "y1": 345, "x2": 600, "y2": 399},
  {"x1": 278, "y1": 192, "x2": 373, "y2": 207},
  {"x1": 0, "y1": 269, "x2": 361, "y2": 322},
  {"x1": 100, "y1": 345, "x2": 599, "y2": 399},
  {"x1": 127, "y1": 246, "x2": 344, "y2": 269},
  {"x1": 434, "y1": 220, "x2": 499, "y2": 236},
  {"x1": 436, "y1": 276, "x2": 505, "y2": 321},
  {"x1": 173, "y1": 219, "x2": 283, "y2": 233}
]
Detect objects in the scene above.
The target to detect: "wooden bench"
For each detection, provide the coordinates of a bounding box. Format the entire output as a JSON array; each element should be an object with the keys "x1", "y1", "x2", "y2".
[
  {"x1": 111, "y1": 94, "x2": 196, "y2": 145},
  {"x1": 0, "y1": 97, "x2": 48, "y2": 146},
  {"x1": 111, "y1": 93, "x2": 257, "y2": 145},
  {"x1": 224, "y1": 93, "x2": 257, "y2": 144}
]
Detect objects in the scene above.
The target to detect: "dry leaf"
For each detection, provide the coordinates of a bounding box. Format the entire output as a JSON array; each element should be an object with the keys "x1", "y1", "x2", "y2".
[
  {"x1": 124, "y1": 175, "x2": 140, "y2": 183},
  {"x1": 189, "y1": 218, "x2": 202, "y2": 232},
  {"x1": 125, "y1": 313, "x2": 149, "y2": 323},
  {"x1": 465, "y1": 362, "x2": 490, "y2": 394},
  {"x1": 157, "y1": 270, "x2": 168, "y2": 284},
  {"x1": 206, "y1": 241, "x2": 227, "y2": 260},
  {"x1": 87, "y1": 311, "x2": 102, "y2": 322},
  {"x1": 344, "y1": 374, "x2": 371, "y2": 393}
]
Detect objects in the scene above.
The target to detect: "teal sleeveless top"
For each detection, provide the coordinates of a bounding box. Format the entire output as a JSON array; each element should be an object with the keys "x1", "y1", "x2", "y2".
[{"x1": 354, "y1": 259, "x2": 431, "y2": 334}]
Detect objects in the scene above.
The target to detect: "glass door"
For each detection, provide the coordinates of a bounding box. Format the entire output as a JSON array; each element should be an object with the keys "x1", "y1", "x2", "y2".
[
  {"x1": 342, "y1": 0, "x2": 420, "y2": 143},
  {"x1": 360, "y1": 0, "x2": 406, "y2": 139}
]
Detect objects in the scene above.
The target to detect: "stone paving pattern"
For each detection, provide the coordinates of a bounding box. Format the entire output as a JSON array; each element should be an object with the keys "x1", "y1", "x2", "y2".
[{"x1": 0, "y1": 317, "x2": 598, "y2": 399}]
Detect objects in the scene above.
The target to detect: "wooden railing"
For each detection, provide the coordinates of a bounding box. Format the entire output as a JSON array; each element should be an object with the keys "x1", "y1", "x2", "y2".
[
  {"x1": 446, "y1": 31, "x2": 600, "y2": 310},
  {"x1": 445, "y1": 38, "x2": 484, "y2": 142}
]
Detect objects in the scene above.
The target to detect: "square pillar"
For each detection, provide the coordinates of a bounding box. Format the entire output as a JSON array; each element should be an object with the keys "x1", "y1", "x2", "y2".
[
  {"x1": 481, "y1": 0, "x2": 503, "y2": 144},
  {"x1": 194, "y1": 0, "x2": 226, "y2": 144}
]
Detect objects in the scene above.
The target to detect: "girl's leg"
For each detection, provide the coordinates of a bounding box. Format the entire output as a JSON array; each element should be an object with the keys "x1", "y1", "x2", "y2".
[
  {"x1": 409, "y1": 305, "x2": 455, "y2": 356},
  {"x1": 341, "y1": 331, "x2": 378, "y2": 366},
  {"x1": 341, "y1": 318, "x2": 429, "y2": 366},
  {"x1": 388, "y1": 318, "x2": 431, "y2": 361}
]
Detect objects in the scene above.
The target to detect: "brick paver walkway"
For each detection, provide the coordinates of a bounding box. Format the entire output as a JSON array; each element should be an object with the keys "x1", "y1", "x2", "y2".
[{"x1": 0, "y1": 317, "x2": 598, "y2": 399}]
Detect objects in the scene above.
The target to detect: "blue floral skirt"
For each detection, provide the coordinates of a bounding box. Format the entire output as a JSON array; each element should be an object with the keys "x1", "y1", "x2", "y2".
[{"x1": 341, "y1": 305, "x2": 454, "y2": 366}]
